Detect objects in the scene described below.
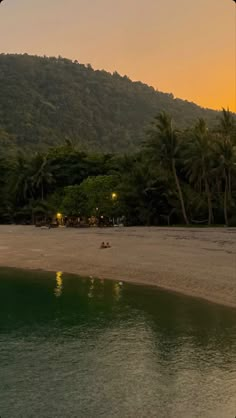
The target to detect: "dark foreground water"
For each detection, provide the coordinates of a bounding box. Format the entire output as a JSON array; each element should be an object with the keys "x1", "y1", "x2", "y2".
[{"x1": 0, "y1": 268, "x2": 236, "y2": 418}]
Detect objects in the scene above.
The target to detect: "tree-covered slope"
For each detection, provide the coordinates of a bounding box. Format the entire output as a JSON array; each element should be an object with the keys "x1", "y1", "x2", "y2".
[{"x1": 0, "y1": 54, "x2": 220, "y2": 152}]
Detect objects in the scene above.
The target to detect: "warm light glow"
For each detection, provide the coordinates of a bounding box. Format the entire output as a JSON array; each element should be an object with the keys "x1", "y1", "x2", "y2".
[
  {"x1": 112, "y1": 193, "x2": 117, "y2": 200},
  {"x1": 57, "y1": 213, "x2": 62, "y2": 219},
  {"x1": 113, "y1": 282, "x2": 122, "y2": 301},
  {"x1": 54, "y1": 271, "x2": 63, "y2": 297}
]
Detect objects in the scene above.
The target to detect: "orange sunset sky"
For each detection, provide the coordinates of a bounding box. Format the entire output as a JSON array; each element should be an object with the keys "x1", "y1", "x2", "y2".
[{"x1": 0, "y1": 0, "x2": 235, "y2": 111}]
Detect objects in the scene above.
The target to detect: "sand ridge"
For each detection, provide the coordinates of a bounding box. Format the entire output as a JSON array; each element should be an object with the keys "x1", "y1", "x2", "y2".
[{"x1": 0, "y1": 225, "x2": 235, "y2": 307}]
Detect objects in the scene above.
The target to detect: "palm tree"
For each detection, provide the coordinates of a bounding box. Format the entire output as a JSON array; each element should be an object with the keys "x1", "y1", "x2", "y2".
[
  {"x1": 9, "y1": 153, "x2": 33, "y2": 205},
  {"x1": 216, "y1": 109, "x2": 236, "y2": 225},
  {"x1": 31, "y1": 153, "x2": 55, "y2": 201},
  {"x1": 215, "y1": 137, "x2": 236, "y2": 225},
  {"x1": 185, "y1": 119, "x2": 214, "y2": 225},
  {"x1": 146, "y1": 112, "x2": 189, "y2": 225},
  {"x1": 218, "y1": 108, "x2": 236, "y2": 198},
  {"x1": 218, "y1": 108, "x2": 235, "y2": 137}
]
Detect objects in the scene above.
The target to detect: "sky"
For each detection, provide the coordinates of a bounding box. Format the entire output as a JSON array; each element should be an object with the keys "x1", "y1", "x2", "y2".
[{"x1": 0, "y1": 0, "x2": 235, "y2": 111}]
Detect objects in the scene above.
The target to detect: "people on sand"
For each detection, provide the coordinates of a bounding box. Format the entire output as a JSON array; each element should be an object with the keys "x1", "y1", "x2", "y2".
[{"x1": 100, "y1": 242, "x2": 111, "y2": 249}]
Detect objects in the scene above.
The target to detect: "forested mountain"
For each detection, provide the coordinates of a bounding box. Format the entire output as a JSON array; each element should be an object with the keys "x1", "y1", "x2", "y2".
[{"x1": 0, "y1": 54, "x2": 220, "y2": 153}]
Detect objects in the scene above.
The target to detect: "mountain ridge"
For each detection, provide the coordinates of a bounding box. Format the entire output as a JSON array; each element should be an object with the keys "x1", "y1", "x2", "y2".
[{"x1": 0, "y1": 53, "x2": 221, "y2": 153}]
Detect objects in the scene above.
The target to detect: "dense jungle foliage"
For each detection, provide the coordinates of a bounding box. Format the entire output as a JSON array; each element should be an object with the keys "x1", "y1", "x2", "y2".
[
  {"x1": 0, "y1": 54, "x2": 220, "y2": 153},
  {"x1": 0, "y1": 108, "x2": 235, "y2": 226}
]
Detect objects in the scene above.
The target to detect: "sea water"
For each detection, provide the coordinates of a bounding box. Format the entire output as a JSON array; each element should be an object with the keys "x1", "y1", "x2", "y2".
[{"x1": 0, "y1": 268, "x2": 236, "y2": 418}]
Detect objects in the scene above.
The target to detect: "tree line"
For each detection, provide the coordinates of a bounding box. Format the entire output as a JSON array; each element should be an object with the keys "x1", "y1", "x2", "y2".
[{"x1": 0, "y1": 108, "x2": 235, "y2": 226}]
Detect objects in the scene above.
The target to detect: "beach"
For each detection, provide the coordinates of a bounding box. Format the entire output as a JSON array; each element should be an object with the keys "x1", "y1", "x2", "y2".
[{"x1": 0, "y1": 225, "x2": 235, "y2": 308}]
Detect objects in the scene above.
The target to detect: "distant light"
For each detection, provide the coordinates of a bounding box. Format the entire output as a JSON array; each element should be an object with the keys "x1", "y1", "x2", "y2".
[
  {"x1": 112, "y1": 192, "x2": 117, "y2": 200},
  {"x1": 101, "y1": 215, "x2": 104, "y2": 219},
  {"x1": 57, "y1": 213, "x2": 62, "y2": 219}
]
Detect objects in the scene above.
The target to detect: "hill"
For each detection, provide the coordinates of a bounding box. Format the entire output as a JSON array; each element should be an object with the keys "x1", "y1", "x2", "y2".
[{"x1": 0, "y1": 54, "x2": 220, "y2": 153}]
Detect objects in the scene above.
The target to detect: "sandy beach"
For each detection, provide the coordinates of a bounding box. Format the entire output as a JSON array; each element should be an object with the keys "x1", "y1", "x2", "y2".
[{"x1": 0, "y1": 225, "x2": 235, "y2": 307}]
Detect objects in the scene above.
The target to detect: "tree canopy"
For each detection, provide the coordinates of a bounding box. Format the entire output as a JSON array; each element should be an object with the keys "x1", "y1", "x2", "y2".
[
  {"x1": 0, "y1": 53, "x2": 221, "y2": 153},
  {"x1": 0, "y1": 108, "x2": 235, "y2": 227},
  {"x1": 0, "y1": 53, "x2": 235, "y2": 226}
]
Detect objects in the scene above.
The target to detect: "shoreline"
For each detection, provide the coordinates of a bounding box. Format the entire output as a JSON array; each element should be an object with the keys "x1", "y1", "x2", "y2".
[
  {"x1": 2, "y1": 264, "x2": 236, "y2": 310},
  {"x1": 2, "y1": 264, "x2": 236, "y2": 311},
  {"x1": 0, "y1": 225, "x2": 235, "y2": 308}
]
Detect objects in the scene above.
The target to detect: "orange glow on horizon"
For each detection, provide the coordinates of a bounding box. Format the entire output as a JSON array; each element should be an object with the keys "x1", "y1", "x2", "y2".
[{"x1": 0, "y1": 0, "x2": 235, "y2": 112}]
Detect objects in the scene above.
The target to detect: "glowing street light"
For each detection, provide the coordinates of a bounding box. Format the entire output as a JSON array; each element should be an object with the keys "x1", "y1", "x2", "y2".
[{"x1": 111, "y1": 192, "x2": 117, "y2": 200}]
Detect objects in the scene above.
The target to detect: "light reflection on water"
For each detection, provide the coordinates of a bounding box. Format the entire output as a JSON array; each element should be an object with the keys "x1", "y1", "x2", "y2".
[
  {"x1": 0, "y1": 267, "x2": 236, "y2": 418},
  {"x1": 54, "y1": 271, "x2": 63, "y2": 297}
]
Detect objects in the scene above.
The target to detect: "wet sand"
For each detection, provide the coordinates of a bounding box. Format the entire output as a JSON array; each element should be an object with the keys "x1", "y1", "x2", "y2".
[{"x1": 0, "y1": 225, "x2": 235, "y2": 307}]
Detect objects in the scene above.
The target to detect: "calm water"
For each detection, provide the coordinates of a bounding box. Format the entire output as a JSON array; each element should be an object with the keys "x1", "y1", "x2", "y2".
[{"x1": 0, "y1": 268, "x2": 236, "y2": 418}]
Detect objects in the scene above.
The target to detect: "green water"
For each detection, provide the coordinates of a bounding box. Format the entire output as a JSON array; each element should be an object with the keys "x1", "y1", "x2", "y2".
[{"x1": 0, "y1": 268, "x2": 236, "y2": 418}]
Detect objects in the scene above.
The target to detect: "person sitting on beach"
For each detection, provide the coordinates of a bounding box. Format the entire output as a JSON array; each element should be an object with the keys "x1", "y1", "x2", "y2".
[{"x1": 100, "y1": 242, "x2": 111, "y2": 249}]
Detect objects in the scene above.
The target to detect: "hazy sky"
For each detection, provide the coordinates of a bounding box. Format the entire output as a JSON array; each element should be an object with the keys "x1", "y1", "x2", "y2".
[{"x1": 0, "y1": 0, "x2": 235, "y2": 110}]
